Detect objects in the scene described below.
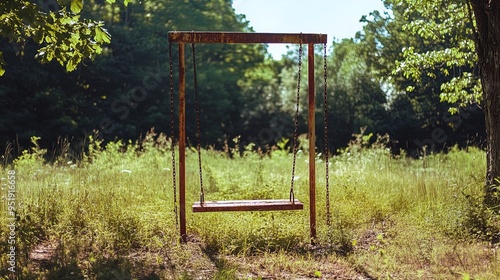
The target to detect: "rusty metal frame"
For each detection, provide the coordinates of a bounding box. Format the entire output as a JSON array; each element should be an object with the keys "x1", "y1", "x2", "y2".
[{"x1": 169, "y1": 31, "x2": 326, "y2": 244}]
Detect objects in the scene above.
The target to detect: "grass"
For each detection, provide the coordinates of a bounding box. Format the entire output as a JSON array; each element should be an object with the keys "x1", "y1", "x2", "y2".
[{"x1": 1, "y1": 131, "x2": 499, "y2": 279}]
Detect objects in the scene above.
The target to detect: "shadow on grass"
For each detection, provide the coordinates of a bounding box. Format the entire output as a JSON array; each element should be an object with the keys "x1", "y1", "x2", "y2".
[
  {"x1": 200, "y1": 248, "x2": 239, "y2": 280},
  {"x1": 30, "y1": 252, "x2": 162, "y2": 280},
  {"x1": 33, "y1": 258, "x2": 133, "y2": 280},
  {"x1": 44, "y1": 260, "x2": 85, "y2": 280}
]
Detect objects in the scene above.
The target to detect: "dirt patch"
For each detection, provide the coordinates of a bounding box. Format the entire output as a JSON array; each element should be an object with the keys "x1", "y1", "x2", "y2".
[
  {"x1": 26, "y1": 236, "x2": 376, "y2": 279},
  {"x1": 209, "y1": 251, "x2": 372, "y2": 279},
  {"x1": 28, "y1": 240, "x2": 58, "y2": 271}
]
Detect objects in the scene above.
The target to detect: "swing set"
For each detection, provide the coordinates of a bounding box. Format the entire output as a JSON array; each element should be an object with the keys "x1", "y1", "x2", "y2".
[{"x1": 168, "y1": 31, "x2": 330, "y2": 243}]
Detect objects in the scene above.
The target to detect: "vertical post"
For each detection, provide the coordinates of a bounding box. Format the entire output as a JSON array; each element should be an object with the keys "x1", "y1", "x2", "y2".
[
  {"x1": 178, "y1": 43, "x2": 187, "y2": 243},
  {"x1": 308, "y1": 43, "x2": 316, "y2": 243}
]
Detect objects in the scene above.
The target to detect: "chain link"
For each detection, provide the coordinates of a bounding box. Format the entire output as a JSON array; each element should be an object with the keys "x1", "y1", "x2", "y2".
[
  {"x1": 192, "y1": 41, "x2": 205, "y2": 204},
  {"x1": 290, "y1": 42, "x2": 303, "y2": 203},
  {"x1": 323, "y1": 42, "x2": 331, "y2": 227},
  {"x1": 169, "y1": 41, "x2": 179, "y2": 229}
]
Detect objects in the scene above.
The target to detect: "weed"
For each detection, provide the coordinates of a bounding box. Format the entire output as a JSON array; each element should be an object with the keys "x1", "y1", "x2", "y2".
[{"x1": 461, "y1": 193, "x2": 500, "y2": 242}]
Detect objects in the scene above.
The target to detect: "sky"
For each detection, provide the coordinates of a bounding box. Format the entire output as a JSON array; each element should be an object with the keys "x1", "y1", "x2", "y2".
[{"x1": 232, "y1": 0, "x2": 388, "y2": 58}]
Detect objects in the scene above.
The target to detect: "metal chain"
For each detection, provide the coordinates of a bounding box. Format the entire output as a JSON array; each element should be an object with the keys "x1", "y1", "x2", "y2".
[
  {"x1": 192, "y1": 41, "x2": 205, "y2": 204},
  {"x1": 323, "y1": 42, "x2": 331, "y2": 227},
  {"x1": 169, "y1": 41, "x2": 178, "y2": 229},
  {"x1": 290, "y1": 43, "x2": 303, "y2": 203}
]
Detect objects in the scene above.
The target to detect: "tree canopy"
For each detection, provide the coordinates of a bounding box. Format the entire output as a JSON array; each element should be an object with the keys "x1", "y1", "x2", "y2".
[
  {"x1": 0, "y1": 0, "x2": 491, "y2": 170},
  {"x1": 0, "y1": 0, "x2": 126, "y2": 75},
  {"x1": 391, "y1": 0, "x2": 500, "y2": 204}
]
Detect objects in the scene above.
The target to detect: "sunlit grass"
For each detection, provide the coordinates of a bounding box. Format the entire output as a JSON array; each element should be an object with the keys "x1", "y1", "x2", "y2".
[{"x1": 0, "y1": 132, "x2": 499, "y2": 279}]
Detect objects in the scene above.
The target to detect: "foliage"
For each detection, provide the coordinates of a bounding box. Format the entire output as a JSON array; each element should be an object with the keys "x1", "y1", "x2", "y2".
[
  {"x1": 327, "y1": 39, "x2": 387, "y2": 149},
  {"x1": 0, "y1": 0, "x2": 124, "y2": 75},
  {"x1": 394, "y1": 0, "x2": 500, "y2": 208},
  {"x1": 0, "y1": 0, "x2": 270, "y2": 152},
  {"x1": 393, "y1": 0, "x2": 480, "y2": 112},
  {"x1": 0, "y1": 0, "x2": 489, "y2": 163},
  {"x1": 461, "y1": 192, "x2": 500, "y2": 242},
  {"x1": 356, "y1": 0, "x2": 485, "y2": 154},
  {"x1": 1, "y1": 0, "x2": 500, "y2": 276}
]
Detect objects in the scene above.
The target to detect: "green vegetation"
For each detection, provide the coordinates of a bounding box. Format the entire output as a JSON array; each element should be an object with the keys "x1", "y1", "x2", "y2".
[
  {"x1": 1, "y1": 0, "x2": 486, "y2": 157},
  {"x1": 394, "y1": 0, "x2": 500, "y2": 206},
  {"x1": 0, "y1": 0, "x2": 122, "y2": 75},
  {"x1": 1, "y1": 131, "x2": 499, "y2": 279},
  {"x1": 2, "y1": 0, "x2": 500, "y2": 277}
]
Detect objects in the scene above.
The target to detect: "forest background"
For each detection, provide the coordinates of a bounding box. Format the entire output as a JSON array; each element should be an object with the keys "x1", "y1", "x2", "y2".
[{"x1": 0, "y1": 0, "x2": 486, "y2": 160}]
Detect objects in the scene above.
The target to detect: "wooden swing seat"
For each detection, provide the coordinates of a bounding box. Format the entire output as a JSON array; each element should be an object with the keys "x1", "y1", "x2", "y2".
[{"x1": 192, "y1": 199, "x2": 304, "y2": 212}]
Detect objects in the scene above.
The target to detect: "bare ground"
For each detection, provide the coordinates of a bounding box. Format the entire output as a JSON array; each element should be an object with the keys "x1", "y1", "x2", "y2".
[{"x1": 27, "y1": 235, "x2": 373, "y2": 280}]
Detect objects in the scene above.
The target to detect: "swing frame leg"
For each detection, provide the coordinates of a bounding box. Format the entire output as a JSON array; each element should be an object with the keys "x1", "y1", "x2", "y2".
[
  {"x1": 179, "y1": 42, "x2": 187, "y2": 243},
  {"x1": 308, "y1": 43, "x2": 316, "y2": 244}
]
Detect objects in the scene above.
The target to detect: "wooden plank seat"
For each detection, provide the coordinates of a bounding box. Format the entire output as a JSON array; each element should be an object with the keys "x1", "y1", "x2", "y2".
[{"x1": 192, "y1": 199, "x2": 304, "y2": 212}]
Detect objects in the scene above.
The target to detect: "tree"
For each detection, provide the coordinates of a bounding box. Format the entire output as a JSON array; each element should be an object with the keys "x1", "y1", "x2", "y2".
[
  {"x1": 357, "y1": 0, "x2": 485, "y2": 155},
  {"x1": 0, "y1": 0, "x2": 268, "y2": 152},
  {"x1": 468, "y1": 0, "x2": 500, "y2": 204},
  {"x1": 328, "y1": 39, "x2": 387, "y2": 150},
  {"x1": 0, "y1": 0, "x2": 120, "y2": 76},
  {"x1": 396, "y1": 0, "x2": 499, "y2": 204}
]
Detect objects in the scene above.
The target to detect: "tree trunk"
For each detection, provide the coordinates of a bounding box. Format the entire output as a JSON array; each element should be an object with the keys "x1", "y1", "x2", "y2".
[{"x1": 469, "y1": 0, "x2": 500, "y2": 205}]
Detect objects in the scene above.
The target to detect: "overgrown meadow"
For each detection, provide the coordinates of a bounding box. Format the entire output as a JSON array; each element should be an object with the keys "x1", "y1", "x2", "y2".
[{"x1": 1, "y1": 131, "x2": 499, "y2": 279}]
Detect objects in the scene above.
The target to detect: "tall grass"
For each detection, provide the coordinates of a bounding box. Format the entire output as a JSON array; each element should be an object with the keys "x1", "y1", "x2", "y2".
[{"x1": 0, "y1": 131, "x2": 499, "y2": 279}]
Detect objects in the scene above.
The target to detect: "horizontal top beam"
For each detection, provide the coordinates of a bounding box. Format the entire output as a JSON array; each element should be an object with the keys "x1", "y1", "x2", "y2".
[{"x1": 168, "y1": 31, "x2": 327, "y2": 44}]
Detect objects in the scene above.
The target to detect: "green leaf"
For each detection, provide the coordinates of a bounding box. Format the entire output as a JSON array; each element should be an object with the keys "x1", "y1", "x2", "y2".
[
  {"x1": 94, "y1": 27, "x2": 111, "y2": 44},
  {"x1": 70, "y1": 0, "x2": 83, "y2": 13},
  {"x1": 66, "y1": 56, "x2": 79, "y2": 72},
  {"x1": 0, "y1": 52, "x2": 5, "y2": 76},
  {"x1": 46, "y1": 50, "x2": 54, "y2": 61},
  {"x1": 60, "y1": 16, "x2": 77, "y2": 25},
  {"x1": 94, "y1": 45, "x2": 103, "y2": 54},
  {"x1": 33, "y1": 31, "x2": 44, "y2": 44}
]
